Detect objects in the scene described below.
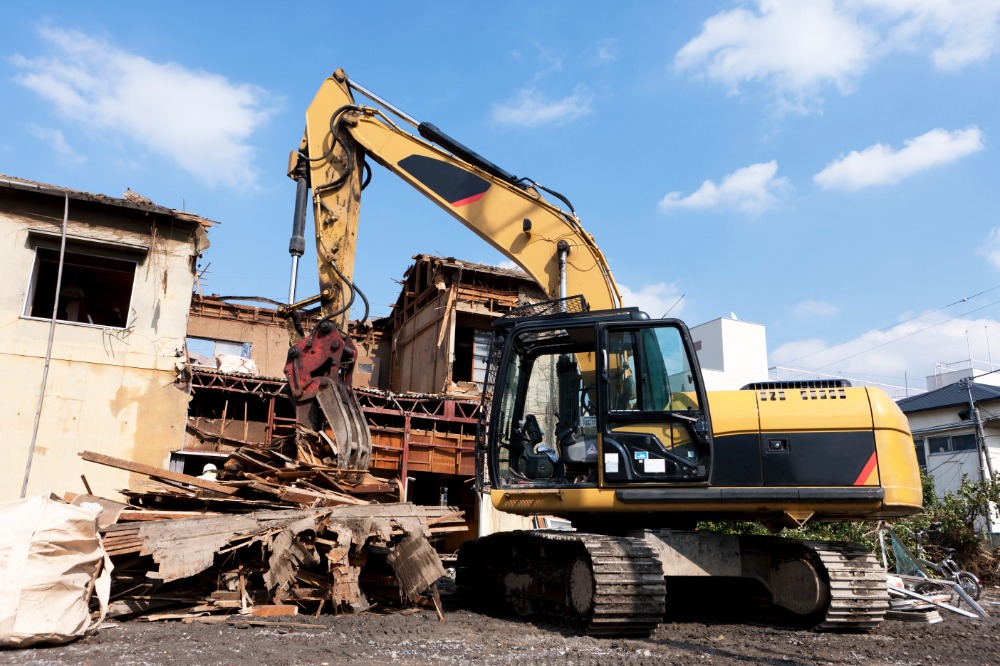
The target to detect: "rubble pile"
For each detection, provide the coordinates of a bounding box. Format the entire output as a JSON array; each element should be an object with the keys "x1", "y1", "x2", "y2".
[{"x1": 72, "y1": 448, "x2": 464, "y2": 624}]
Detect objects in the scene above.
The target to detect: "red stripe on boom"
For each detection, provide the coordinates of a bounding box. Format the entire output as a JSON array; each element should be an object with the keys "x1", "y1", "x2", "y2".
[
  {"x1": 451, "y1": 191, "x2": 487, "y2": 207},
  {"x1": 853, "y1": 452, "x2": 878, "y2": 485}
]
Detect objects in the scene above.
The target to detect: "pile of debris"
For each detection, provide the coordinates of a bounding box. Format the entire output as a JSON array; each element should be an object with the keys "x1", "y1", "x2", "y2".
[{"x1": 70, "y1": 447, "x2": 465, "y2": 624}]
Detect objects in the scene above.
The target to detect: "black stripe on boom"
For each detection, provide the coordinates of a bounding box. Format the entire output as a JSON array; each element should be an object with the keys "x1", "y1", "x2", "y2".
[{"x1": 399, "y1": 154, "x2": 490, "y2": 206}]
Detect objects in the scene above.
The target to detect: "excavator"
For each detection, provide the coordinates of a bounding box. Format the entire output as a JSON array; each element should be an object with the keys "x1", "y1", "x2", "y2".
[{"x1": 280, "y1": 68, "x2": 924, "y2": 637}]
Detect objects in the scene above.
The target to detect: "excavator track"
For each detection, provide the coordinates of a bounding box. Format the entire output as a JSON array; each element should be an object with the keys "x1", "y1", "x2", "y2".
[
  {"x1": 643, "y1": 532, "x2": 889, "y2": 632},
  {"x1": 808, "y1": 541, "x2": 889, "y2": 632},
  {"x1": 456, "y1": 530, "x2": 666, "y2": 637}
]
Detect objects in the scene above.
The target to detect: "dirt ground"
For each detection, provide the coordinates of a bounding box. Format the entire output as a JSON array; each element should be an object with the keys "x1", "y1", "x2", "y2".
[{"x1": 3, "y1": 588, "x2": 999, "y2": 666}]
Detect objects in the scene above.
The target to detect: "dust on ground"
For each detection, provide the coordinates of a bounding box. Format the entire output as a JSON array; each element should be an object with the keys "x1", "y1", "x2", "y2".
[{"x1": 3, "y1": 592, "x2": 998, "y2": 666}]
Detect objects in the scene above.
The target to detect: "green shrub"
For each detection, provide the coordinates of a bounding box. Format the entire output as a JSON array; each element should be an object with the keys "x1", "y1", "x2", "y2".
[{"x1": 696, "y1": 470, "x2": 1000, "y2": 582}]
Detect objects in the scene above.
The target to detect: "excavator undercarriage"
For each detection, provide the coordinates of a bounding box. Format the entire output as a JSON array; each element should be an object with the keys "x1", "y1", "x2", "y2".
[{"x1": 456, "y1": 529, "x2": 888, "y2": 637}]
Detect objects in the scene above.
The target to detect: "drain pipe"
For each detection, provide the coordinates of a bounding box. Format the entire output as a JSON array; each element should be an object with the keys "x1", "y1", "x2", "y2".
[{"x1": 21, "y1": 190, "x2": 70, "y2": 498}]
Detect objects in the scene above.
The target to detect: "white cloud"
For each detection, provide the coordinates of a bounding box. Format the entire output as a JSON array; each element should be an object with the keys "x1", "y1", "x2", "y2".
[
  {"x1": 490, "y1": 86, "x2": 594, "y2": 128},
  {"x1": 793, "y1": 299, "x2": 839, "y2": 318},
  {"x1": 12, "y1": 27, "x2": 276, "y2": 189},
  {"x1": 813, "y1": 126, "x2": 984, "y2": 191},
  {"x1": 866, "y1": 0, "x2": 1000, "y2": 71},
  {"x1": 771, "y1": 310, "x2": 1000, "y2": 388},
  {"x1": 978, "y1": 227, "x2": 1000, "y2": 269},
  {"x1": 618, "y1": 282, "x2": 686, "y2": 318},
  {"x1": 675, "y1": 0, "x2": 1000, "y2": 110},
  {"x1": 658, "y1": 161, "x2": 789, "y2": 216},
  {"x1": 675, "y1": 0, "x2": 875, "y2": 110},
  {"x1": 27, "y1": 124, "x2": 86, "y2": 167}
]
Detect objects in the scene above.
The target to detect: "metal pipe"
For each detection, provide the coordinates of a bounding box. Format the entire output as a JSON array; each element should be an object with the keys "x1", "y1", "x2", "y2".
[
  {"x1": 288, "y1": 256, "x2": 300, "y2": 305},
  {"x1": 345, "y1": 77, "x2": 420, "y2": 128},
  {"x1": 287, "y1": 173, "x2": 309, "y2": 304},
  {"x1": 557, "y1": 240, "x2": 570, "y2": 300},
  {"x1": 963, "y1": 378, "x2": 995, "y2": 481},
  {"x1": 22, "y1": 192, "x2": 70, "y2": 498}
]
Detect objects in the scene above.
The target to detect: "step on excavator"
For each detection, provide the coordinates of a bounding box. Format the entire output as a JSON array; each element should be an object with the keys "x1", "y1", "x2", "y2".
[{"x1": 279, "y1": 68, "x2": 924, "y2": 636}]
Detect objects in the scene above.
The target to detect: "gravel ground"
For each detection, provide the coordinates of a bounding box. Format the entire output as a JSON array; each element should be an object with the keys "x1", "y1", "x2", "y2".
[{"x1": 3, "y1": 591, "x2": 998, "y2": 666}]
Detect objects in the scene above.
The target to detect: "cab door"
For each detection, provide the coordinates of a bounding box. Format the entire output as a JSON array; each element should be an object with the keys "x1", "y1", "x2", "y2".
[{"x1": 598, "y1": 320, "x2": 713, "y2": 484}]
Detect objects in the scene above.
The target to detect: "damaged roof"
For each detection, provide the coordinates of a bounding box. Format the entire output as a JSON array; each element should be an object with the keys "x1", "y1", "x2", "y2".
[
  {"x1": 407, "y1": 253, "x2": 529, "y2": 280},
  {"x1": 0, "y1": 173, "x2": 217, "y2": 227}
]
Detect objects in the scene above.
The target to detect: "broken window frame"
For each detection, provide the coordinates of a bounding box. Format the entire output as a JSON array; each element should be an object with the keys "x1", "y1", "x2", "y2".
[
  {"x1": 22, "y1": 235, "x2": 143, "y2": 329},
  {"x1": 185, "y1": 336, "x2": 253, "y2": 368}
]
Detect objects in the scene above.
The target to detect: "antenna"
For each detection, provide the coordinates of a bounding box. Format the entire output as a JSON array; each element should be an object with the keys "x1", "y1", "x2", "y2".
[{"x1": 987, "y1": 325, "x2": 993, "y2": 367}]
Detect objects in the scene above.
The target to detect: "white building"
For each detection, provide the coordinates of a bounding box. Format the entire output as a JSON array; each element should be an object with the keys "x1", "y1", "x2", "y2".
[{"x1": 690, "y1": 316, "x2": 769, "y2": 391}]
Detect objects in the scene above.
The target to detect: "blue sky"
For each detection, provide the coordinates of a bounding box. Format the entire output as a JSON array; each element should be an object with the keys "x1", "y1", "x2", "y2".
[{"x1": 2, "y1": 1, "x2": 999, "y2": 392}]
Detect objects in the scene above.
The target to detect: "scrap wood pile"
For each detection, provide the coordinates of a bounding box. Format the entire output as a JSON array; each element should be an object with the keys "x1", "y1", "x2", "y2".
[
  {"x1": 82, "y1": 440, "x2": 398, "y2": 513},
  {"x1": 75, "y1": 450, "x2": 467, "y2": 623}
]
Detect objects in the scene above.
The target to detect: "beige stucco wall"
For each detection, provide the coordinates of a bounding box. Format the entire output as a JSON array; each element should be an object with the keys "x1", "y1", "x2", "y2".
[{"x1": 0, "y1": 189, "x2": 205, "y2": 501}]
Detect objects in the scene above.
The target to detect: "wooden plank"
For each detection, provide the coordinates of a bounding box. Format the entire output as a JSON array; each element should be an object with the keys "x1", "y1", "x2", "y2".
[
  {"x1": 79, "y1": 451, "x2": 239, "y2": 496},
  {"x1": 249, "y1": 605, "x2": 299, "y2": 617},
  {"x1": 427, "y1": 525, "x2": 472, "y2": 534},
  {"x1": 119, "y1": 509, "x2": 223, "y2": 521},
  {"x1": 278, "y1": 486, "x2": 369, "y2": 506}
]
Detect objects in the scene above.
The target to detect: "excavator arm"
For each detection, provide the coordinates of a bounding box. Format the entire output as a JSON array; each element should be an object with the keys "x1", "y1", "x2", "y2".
[
  {"x1": 281, "y1": 68, "x2": 620, "y2": 471},
  {"x1": 287, "y1": 68, "x2": 621, "y2": 327}
]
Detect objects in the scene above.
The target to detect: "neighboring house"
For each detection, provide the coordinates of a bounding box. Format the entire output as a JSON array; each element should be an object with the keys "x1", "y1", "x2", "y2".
[
  {"x1": 0, "y1": 175, "x2": 211, "y2": 500},
  {"x1": 897, "y1": 380, "x2": 1000, "y2": 534}
]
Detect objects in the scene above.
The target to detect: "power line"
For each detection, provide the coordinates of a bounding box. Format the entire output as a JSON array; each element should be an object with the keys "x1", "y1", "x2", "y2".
[
  {"x1": 777, "y1": 284, "x2": 1000, "y2": 371},
  {"x1": 811, "y1": 296, "x2": 1000, "y2": 372}
]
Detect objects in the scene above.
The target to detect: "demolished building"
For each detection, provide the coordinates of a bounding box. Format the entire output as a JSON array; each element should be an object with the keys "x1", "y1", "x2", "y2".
[
  {"x1": 0, "y1": 175, "x2": 212, "y2": 500},
  {"x1": 179, "y1": 255, "x2": 544, "y2": 544}
]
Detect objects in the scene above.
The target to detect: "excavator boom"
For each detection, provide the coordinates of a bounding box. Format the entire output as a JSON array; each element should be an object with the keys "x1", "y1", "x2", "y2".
[{"x1": 290, "y1": 69, "x2": 621, "y2": 326}]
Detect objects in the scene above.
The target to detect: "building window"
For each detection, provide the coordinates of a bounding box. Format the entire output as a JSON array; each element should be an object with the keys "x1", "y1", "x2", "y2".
[
  {"x1": 472, "y1": 329, "x2": 491, "y2": 386},
  {"x1": 186, "y1": 336, "x2": 252, "y2": 367},
  {"x1": 25, "y1": 247, "x2": 136, "y2": 327},
  {"x1": 927, "y1": 433, "x2": 978, "y2": 454},
  {"x1": 452, "y1": 325, "x2": 492, "y2": 388},
  {"x1": 914, "y1": 439, "x2": 926, "y2": 469}
]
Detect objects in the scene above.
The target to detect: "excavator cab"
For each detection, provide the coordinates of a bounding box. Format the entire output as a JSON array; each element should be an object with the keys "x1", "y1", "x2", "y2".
[{"x1": 483, "y1": 300, "x2": 713, "y2": 491}]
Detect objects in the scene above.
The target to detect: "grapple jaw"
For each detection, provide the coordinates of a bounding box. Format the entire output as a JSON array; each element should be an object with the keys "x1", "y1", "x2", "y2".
[{"x1": 284, "y1": 319, "x2": 372, "y2": 471}]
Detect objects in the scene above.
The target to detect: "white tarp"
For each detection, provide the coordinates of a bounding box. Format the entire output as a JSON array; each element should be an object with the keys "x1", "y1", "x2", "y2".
[
  {"x1": 216, "y1": 353, "x2": 259, "y2": 375},
  {"x1": 0, "y1": 495, "x2": 112, "y2": 648}
]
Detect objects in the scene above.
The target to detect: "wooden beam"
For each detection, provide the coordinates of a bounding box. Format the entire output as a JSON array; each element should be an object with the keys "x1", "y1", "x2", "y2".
[{"x1": 78, "y1": 451, "x2": 239, "y2": 495}]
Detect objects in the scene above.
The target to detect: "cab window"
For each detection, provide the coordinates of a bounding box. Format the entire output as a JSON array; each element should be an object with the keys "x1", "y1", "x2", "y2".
[{"x1": 607, "y1": 327, "x2": 699, "y2": 413}]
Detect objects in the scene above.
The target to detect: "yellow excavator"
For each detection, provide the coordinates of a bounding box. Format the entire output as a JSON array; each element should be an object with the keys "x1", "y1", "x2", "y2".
[{"x1": 281, "y1": 69, "x2": 923, "y2": 637}]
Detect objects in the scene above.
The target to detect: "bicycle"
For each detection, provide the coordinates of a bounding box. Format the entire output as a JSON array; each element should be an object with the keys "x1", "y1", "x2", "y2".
[{"x1": 911, "y1": 531, "x2": 983, "y2": 601}]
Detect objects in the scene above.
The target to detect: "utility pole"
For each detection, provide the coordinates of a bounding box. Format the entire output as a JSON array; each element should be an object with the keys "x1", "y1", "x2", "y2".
[{"x1": 961, "y1": 378, "x2": 995, "y2": 481}]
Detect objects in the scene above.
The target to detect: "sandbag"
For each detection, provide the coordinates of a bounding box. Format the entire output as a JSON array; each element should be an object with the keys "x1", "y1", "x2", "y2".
[{"x1": 0, "y1": 495, "x2": 112, "y2": 648}]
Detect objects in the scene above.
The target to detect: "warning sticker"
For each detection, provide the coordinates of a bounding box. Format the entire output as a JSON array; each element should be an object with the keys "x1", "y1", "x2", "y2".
[
  {"x1": 645, "y1": 458, "x2": 666, "y2": 474},
  {"x1": 634, "y1": 451, "x2": 649, "y2": 461},
  {"x1": 604, "y1": 453, "x2": 619, "y2": 474}
]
